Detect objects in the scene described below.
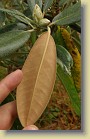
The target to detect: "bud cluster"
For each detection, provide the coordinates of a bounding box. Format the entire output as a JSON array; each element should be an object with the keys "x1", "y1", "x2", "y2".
[{"x1": 33, "y1": 4, "x2": 50, "y2": 26}]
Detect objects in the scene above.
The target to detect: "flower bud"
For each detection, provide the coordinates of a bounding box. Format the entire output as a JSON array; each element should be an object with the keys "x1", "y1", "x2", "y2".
[
  {"x1": 33, "y1": 4, "x2": 43, "y2": 23},
  {"x1": 39, "y1": 18, "x2": 50, "y2": 26}
]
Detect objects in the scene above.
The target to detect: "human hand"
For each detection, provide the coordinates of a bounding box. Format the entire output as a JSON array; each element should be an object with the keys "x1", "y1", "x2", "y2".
[{"x1": 0, "y1": 69, "x2": 38, "y2": 130}]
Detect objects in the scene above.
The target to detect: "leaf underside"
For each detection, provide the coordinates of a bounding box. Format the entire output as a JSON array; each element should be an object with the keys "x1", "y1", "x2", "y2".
[{"x1": 16, "y1": 31, "x2": 56, "y2": 127}]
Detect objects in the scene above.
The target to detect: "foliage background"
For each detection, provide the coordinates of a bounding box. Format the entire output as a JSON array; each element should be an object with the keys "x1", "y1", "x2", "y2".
[{"x1": 0, "y1": 0, "x2": 81, "y2": 130}]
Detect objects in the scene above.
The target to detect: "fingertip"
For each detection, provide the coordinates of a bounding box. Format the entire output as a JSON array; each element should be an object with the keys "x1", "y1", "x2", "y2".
[
  {"x1": 23, "y1": 125, "x2": 38, "y2": 130},
  {"x1": 15, "y1": 69, "x2": 23, "y2": 77},
  {"x1": 13, "y1": 69, "x2": 23, "y2": 84}
]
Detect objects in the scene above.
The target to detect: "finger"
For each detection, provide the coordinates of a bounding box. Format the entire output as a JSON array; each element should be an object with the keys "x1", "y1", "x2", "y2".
[
  {"x1": 0, "y1": 69, "x2": 23, "y2": 103},
  {"x1": 23, "y1": 125, "x2": 38, "y2": 130},
  {"x1": 0, "y1": 101, "x2": 17, "y2": 130}
]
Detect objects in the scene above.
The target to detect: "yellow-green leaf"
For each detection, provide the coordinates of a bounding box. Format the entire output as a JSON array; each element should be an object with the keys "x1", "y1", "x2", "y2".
[{"x1": 61, "y1": 28, "x2": 81, "y2": 92}]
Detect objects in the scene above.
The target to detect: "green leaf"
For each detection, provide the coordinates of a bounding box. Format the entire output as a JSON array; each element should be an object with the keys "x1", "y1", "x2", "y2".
[
  {"x1": 52, "y1": 2, "x2": 81, "y2": 25},
  {"x1": 27, "y1": 0, "x2": 35, "y2": 13},
  {"x1": 77, "y1": 21, "x2": 81, "y2": 27},
  {"x1": 0, "y1": 23, "x2": 17, "y2": 34},
  {"x1": 57, "y1": 61, "x2": 81, "y2": 116},
  {"x1": 0, "y1": 2, "x2": 5, "y2": 26},
  {"x1": 56, "y1": 45, "x2": 73, "y2": 75},
  {"x1": 0, "y1": 8, "x2": 33, "y2": 26},
  {"x1": 27, "y1": 0, "x2": 43, "y2": 13},
  {"x1": 59, "y1": 0, "x2": 69, "y2": 6},
  {"x1": 0, "y1": 22, "x2": 27, "y2": 34},
  {"x1": 0, "y1": 11, "x2": 5, "y2": 26},
  {"x1": 30, "y1": 31, "x2": 37, "y2": 45},
  {"x1": 43, "y1": 0, "x2": 54, "y2": 13},
  {"x1": 0, "y1": 30, "x2": 30, "y2": 58},
  {"x1": 52, "y1": 27, "x2": 66, "y2": 46},
  {"x1": 70, "y1": 23, "x2": 81, "y2": 33},
  {"x1": 23, "y1": 8, "x2": 32, "y2": 18},
  {"x1": 17, "y1": 22, "x2": 27, "y2": 30},
  {"x1": 72, "y1": 31, "x2": 81, "y2": 54},
  {"x1": 35, "y1": 0, "x2": 42, "y2": 9},
  {"x1": 0, "y1": 66, "x2": 7, "y2": 80}
]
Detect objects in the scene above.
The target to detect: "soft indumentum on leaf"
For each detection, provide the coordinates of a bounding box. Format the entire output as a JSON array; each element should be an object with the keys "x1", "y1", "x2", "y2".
[{"x1": 16, "y1": 30, "x2": 56, "y2": 127}]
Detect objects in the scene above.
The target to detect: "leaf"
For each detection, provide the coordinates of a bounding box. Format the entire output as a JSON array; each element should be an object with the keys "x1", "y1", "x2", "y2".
[
  {"x1": 0, "y1": 11, "x2": 5, "y2": 26},
  {"x1": 27, "y1": 0, "x2": 42, "y2": 15},
  {"x1": 0, "y1": 66, "x2": 7, "y2": 80},
  {"x1": 27, "y1": 0, "x2": 35, "y2": 13},
  {"x1": 70, "y1": 23, "x2": 81, "y2": 33},
  {"x1": 17, "y1": 22, "x2": 27, "y2": 30},
  {"x1": 23, "y1": 8, "x2": 32, "y2": 18},
  {"x1": 77, "y1": 21, "x2": 81, "y2": 27},
  {"x1": 72, "y1": 31, "x2": 81, "y2": 53},
  {"x1": 61, "y1": 28, "x2": 81, "y2": 92},
  {"x1": 57, "y1": 61, "x2": 81, "y2": 116},
  {"x1": 52, "y1": 26, "x2": 66, "y2": 46},
  {"x1": 43, "y1": 0, "x2": 54, "y2": 13},
  {"x1": 16, "y1": 31, "x2": 56, "y2": 127},
  {"x1": 59, "y1": 0, "x2": 69, "y2": 6},
  {"x1": 0, "y1": 8, "x2": 33, "y2": 26},
  {"x1": 35, "y1": 0, "x2": 42, "y2": 9},
  {"x1": 0, "y1": 30, "x2": 30, "y2": 58},
  {"x1": 52, "y1": 2, "x2": 81, "y2": 25},
  {"x1": 0, "y1": 2, "x2": 5, "y2": 26},
  {"x1": 0, "y1": 23, "x2": 17, "y2": 34},
  {"x1": 56, "y1": 45, "x2": 73, "y2": 75},
  {"x1": 30, "y1": 31, "x2": 37, "y2": 45}
]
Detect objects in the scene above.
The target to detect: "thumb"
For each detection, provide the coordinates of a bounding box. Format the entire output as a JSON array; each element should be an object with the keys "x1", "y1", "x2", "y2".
[{"x1": 23, "y1": 125, "x2": 38, "y2": 130}]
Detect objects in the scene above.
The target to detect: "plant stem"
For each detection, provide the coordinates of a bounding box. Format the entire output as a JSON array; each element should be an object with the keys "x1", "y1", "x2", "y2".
[
  {"x1": 25, "y1": 17, "x2": 36, "y2": 29},
  {"x1": 48, "y1": 22, "x2": 55, "y2": 27},
  {"x1": 16, "y1": 0, "x2": 25, "y2": 11},
  {"x1": 27, "y1": 29, "x2": 36, "y2": 33},
  {"x1": 47, "y1": 26, "x2": 51, "y2": 34}
]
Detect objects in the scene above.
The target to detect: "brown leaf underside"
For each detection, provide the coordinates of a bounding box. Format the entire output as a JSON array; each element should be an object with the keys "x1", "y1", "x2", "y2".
[{"x1": 16, "y1": 31, "x2": 56, "y2": 127}]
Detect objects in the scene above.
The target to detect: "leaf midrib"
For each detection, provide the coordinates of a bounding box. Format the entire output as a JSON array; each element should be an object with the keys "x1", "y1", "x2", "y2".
[{"x1": 26, "y1": 31, "x2": 50, "y2": 125}]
